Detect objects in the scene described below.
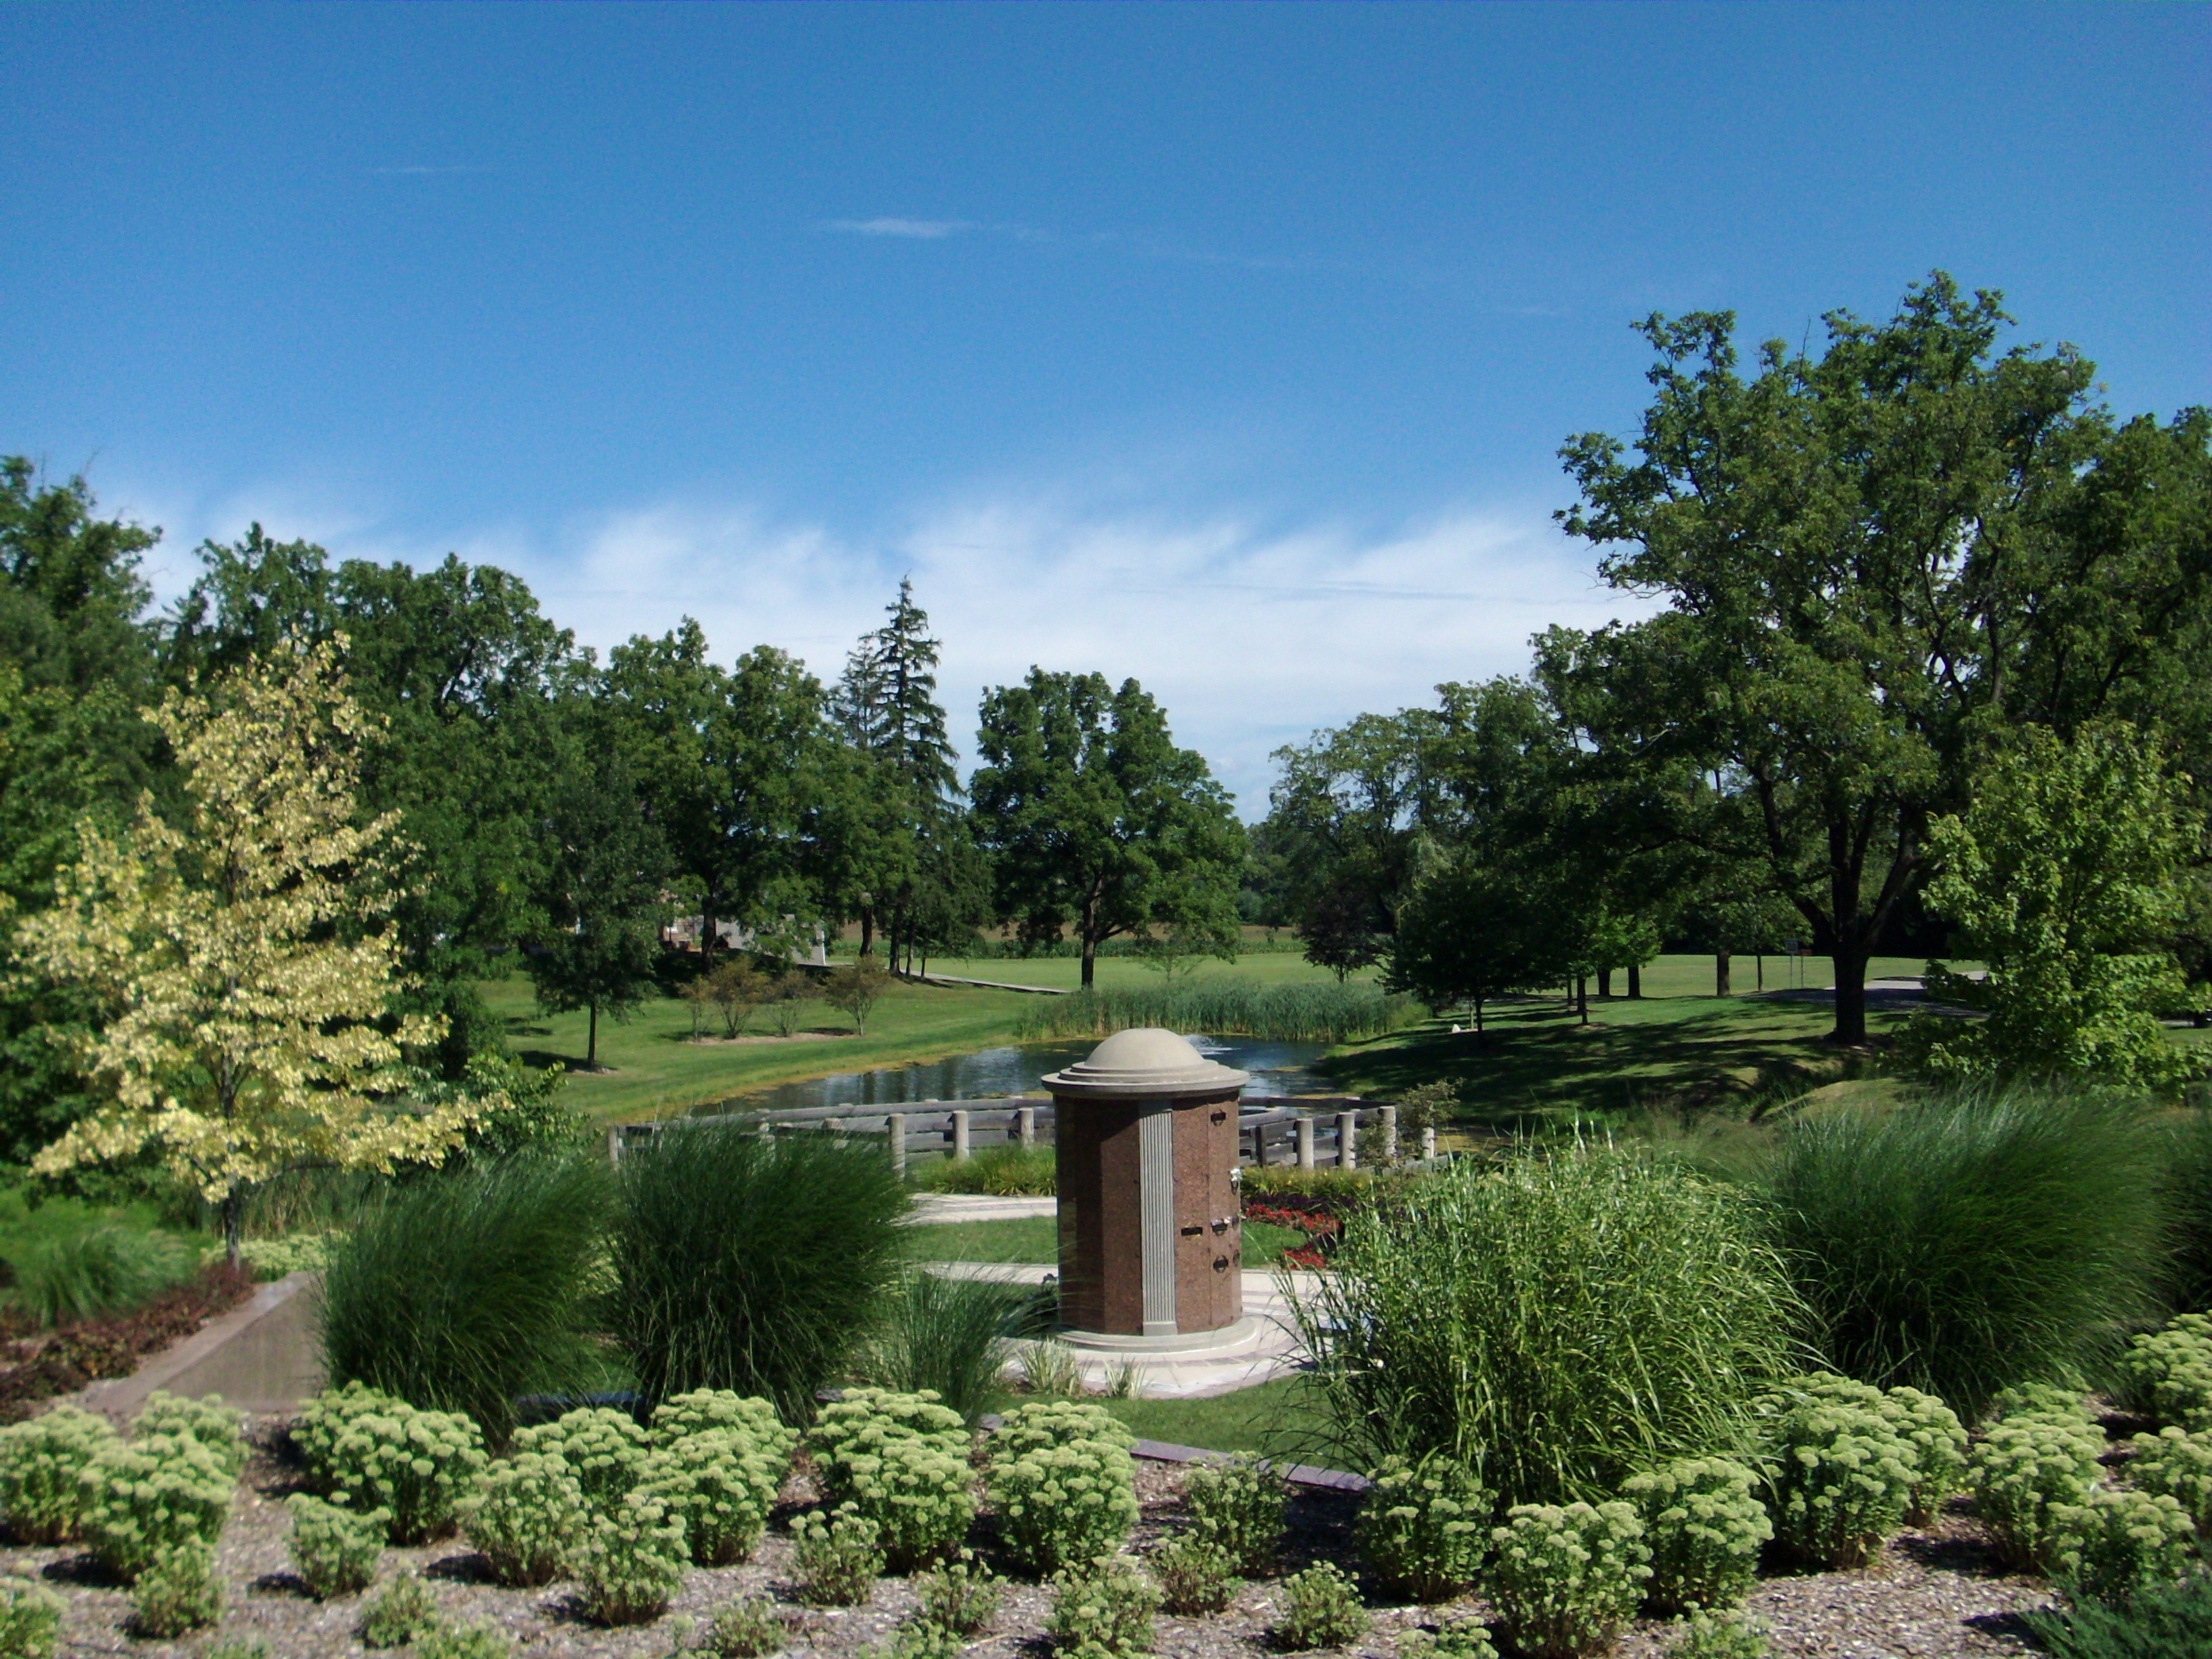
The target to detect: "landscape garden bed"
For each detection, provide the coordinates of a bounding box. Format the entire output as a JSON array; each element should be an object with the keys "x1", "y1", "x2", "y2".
[{"x1": 0, "y1": 1262, "x2": 252, "y2": 1422}]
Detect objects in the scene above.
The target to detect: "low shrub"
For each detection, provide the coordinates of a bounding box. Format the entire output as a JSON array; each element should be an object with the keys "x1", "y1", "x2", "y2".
[
  {"x1": 989, "y1": 1435, "x2": 1141, "y2": 1576},
  {"x1": 1761, "y1": 1088, "x2": 2165, "y2": 1416},
  {"x1": 611, "y1": 1122, "x2": 909, "y2": 1419},
  {"x1": 1482, "y1": 1502, "x2": 1652, "y2": 1659},
  {"x1": 1398, "y1": 1616, "x2": 1499, "y2": 1659},
  {"x1": 652, "y1": 1389, "x2": 798, "y2": 1473},
  {"x1": 1618, "y1": 1458, "x2": 1769, "y2": 1614},
  {"x1": 2115, "y1": 1315, "x2": 2212, "y2": 1429},
  {"x1": 792, "y1": 1504, "x2": 886, "y2": 1606},
  {"x1": 865, "y1": 1271, "x2": 1025, "y2": 1425},
  {"x1": 877, "y1": 1620, "x2": 966, "y2": 1659},
  {"x1": 1988, "y1": 1382, "x2": 2100, "y2": 1429},
  {"x1": 2127, "y1": 1427, "x2": 2212, "y2": 1533},
  {"x1": 573, "y1": 1489, "x2": 688, "y2": 1625},
  {"x1": 359, "y1": 1570, "x2": 441, "y2": 1648},
  {"x1": 1883, "y1": 1387, "x2": 1968, "y2": 1525},
  {"x1": 0, "y1": 1404, "x2": 115, "y2": 1542},
  {"x1": 14, "y1": 1223, "x2": 192, "y2": 1328},
  {"x1": 77, "y1": 1430, "x2": 233, "y2": 1581},
  {"x1": 316, "y1": 1398, "x2": 487, "y2": 1544},
  {"x1": 1294, "y1": 1148, "x2": 1802, "y2": 1505},
  {"x1": 641, "y1": 1428, "x2": 777, "y2": 1565},
  {"x1": 203, "y1": 1641, "x2": 272, "y2": 1659},
  {"x1": 417, "y1": 1624, "x2": 513, "y2": 1659},
  {"x1": 1971, "y1": 1419, "x2": 2105, "y2": 1570},
  {"x1": 1273, "y1": 1561, "x2": 1368, "y2": 1651},
  {"x1": 512, "y1": 1406, "x2": 651, "y2": 1513},
  {"x1": 317, "y1": 1153, "x2": 613, "y2": 1444},
  {"x1": 1151, "y1": 1534, "x2": 1237, "y2": 1615},
  {"x1": 0, "y1": 1575, "x2": 62, "y2": 1659},
  {"x1": 1184, "y1": 1455, "x2": 1287, "y2": 1576},
  {"x1": 286, "y1": 1493, "x2": 385, "y2": 1599},
  {"x1": 1758, "y1": 1381, "x2": 1919, "y2": 1569},
  {"x1": 704, "y1": 1595, "x2": 788, "y2": 1658},
  {"x1": 132, "y1": 1391, "x2": 245, "y2": 1478},
  {"x1": 128, "y1": 1538, "x2": 220, "y2": 1638},
  {"x1": 461, "y1": 1451, "x2": 586, "y2": 1586},
  {"x1": 2023, "y1": 1569, "x2": 2212, "y2": 1658},
  {"x1": 1047, "y1": 1555, "x2": 1160, "y2": 1659},
  {"x1": 991, "y1": 1399, "x2": 1136, "y2": 1457},
  {"x1": 1357, "y1": 1453, "x2": 1492, "y2": 1605},
  {"x1": 808, "y1": 1389, "x2": 975, "y2": 1570},
  {"x1": 914, "y1": 1143, "x2": 1057, "y2": 1197},
  {"x1": 914, "y1": 1552, "x2": 1003, "y2": 1635},
  {"x1": 293, "y1": 1380, "x2": 405, "y2": 1492},
  {"x1": 2047, "y1": 1488, "x2": 2196, "y2": 1607},
  {"x1": 1668, "y1": 1610, "x2": 1770, "y2": 1659}
]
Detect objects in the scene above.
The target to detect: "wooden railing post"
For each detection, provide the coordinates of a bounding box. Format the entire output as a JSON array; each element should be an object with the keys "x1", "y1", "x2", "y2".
[
  {"x1": 1296, "y1": 1116, "x2": 1315, "y2": 1171},
  {"x1": 951, "y1": 1109, "x2": 970, "y2": 1162}
]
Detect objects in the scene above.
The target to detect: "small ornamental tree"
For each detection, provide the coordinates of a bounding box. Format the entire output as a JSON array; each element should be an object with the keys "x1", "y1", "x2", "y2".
[
  {"x1": 1917, "y1": 722, "x2": 2205, "y2": 1086},
  {"x1": 17, "y1": 638, "x2": 496, "y2": 1261},
  {"x1": 823, "y1": 957, "x2": 891, "y2": 1035}
]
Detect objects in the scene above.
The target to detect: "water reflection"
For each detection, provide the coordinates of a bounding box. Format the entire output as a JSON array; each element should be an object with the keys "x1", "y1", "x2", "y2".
[{"x1": 703, "y1": 1034, "x2": 1331, "y2": 1116}]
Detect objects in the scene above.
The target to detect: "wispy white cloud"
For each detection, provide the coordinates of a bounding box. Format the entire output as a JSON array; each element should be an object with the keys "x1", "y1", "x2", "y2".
[
  {"x1": 104, "y1": 472, "x2": 1656, "y2": 814},
  {"x1": 824, "y1": 217, "x2": 973, "y2": 239}
]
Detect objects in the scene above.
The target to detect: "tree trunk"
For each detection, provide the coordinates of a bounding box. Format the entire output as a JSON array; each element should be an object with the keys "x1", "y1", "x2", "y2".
[
  {"x1": 1715, "y1": 951, "x2": 1732, "y2": 997},
  {"x1": 1080, "y1": 933, "x2": 1097, "y2": 989},
  {"x1": 222, "y1": 1188, "x2": 245, "y2": 1269},
  {"x1": 1473, "y1": 998, "x2": 1485, "y2": 1034},
  {"x1": 588, "y1": 1002, "x2": 599, "y2": 1068},
  {"x1": 1831, "y1": 943, "x2": 1871, "y2": 1045},
  {"x1": 1756, "y1": 954, "x2": 1764, "y2": 994},
  {"x1": 1576, "y1": 976, "x2": 1589, "y2": 1023},
  {"x1": 859, "y1": 906, "x2": 874, "y2": 956},
  {"x1": 1627, "y1": 961, "x2": 1642, "y2": 999},
  {"x1": 1597, "y1": 967, "x2": 1613, "y2": 998},
  {"x1": 701, "y1": 897, "x2": 717, "y2": 971}
]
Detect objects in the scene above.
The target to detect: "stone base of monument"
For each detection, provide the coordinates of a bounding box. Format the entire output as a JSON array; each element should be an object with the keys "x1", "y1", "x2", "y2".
[{"x1": 1056, "y1": 1315, "x2": 1263, "y2": 1355}]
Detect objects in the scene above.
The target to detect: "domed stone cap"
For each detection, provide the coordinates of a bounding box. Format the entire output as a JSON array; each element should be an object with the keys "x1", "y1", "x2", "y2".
[{"x1": 1040, "y1": 1027, "x2": 1249, "y2": 1099}]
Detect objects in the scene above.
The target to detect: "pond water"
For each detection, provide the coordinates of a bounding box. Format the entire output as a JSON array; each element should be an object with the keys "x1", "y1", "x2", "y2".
[{"x1": 705, "y1": 1033, "x2": 1332, "y2": 1116}]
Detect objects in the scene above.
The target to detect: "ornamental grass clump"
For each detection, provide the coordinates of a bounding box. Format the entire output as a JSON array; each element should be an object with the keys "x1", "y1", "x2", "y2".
[
  {"x1": 316, "y1": 1397, "x2": 487, "y2": 1544},
  {"x1": 1273, "y1": 1562, "x2": 1368, "y2": 1651},
  {"x1": 317, "y1": 1154, "x2": 613, "y2": 1445},
  {"x1": 133, "y1": 1392, "x2": 245, "y2": 1479},
  {"x1": 1618, "y1": 1458, "x2": 1769, "y2": 1614},
  {"x1": 1150, "y1": 1534, "x2": 1238, "y2": 1615},
  {"x1": 1757, "y1": 1378, "x2": 1919, "y2": 1569},
  {"x1": 640, "y1": 1428, "x2": 778, "y2": 1565},
  {"x1": 2127, "y1": 1427, "x2": 2212, "y2": 1534},
  {"x1": 1047, "y1": 1555, "x2": 1160, "y2": 1659},
  {"x1": 128, "y1": 1538, "x2": 221, "y2": 1638},
  {"x1": 611, "y1": 1123, "x2": 909, "y2": 1419},
  {"x1": 1762, "y1": 1088, "x2": 2165, "y2": 1417},
  {"x1": 1184, "y1": 1455, "x2": 1287, "y2": 1576},
  {"x1": 574, "y1": 1489, "x2": 689, "y2": 1625},
  {"x1": 0, "y1": 1575, "x2": 62, "y2": 1659},
  {"x1": 512, "y1": 1406, "x2": 651, "y2": 1513},
  {"x1": 792, "y1": 1505, "x2": 886, "y2": 1606},
  {"x1": 987, "y1": 1419, "x2": 1140, "y2": 1576},
  {"x1": 2115, "y1": 1314, "x2": 2212, "y2": 1429},
  {"x1": 1294, "y1": 1147, "x2": 1801, "y2": 1506},
  {"x1": 0, "y1": 1404, "x2": 115, "y2": 1543},
  {"x1": 1481, "y1": 1502, "x2": 1651, "y2": 1659},
  {"x1": 1969, "y1": 1418, "x2": 2104, "y2": 1571},
  {"x1": 77, "y1": 1431, "x2": 234, "y2": 1581},
  {"x1": 1357, "y1": 1453, "x2": 1492, "y2": 1605},
  {"x1": 460, "y1": 1451, "x2": 585, "y2": 1586},
  {"x1": 286, "y1": 1493, "x2": 385, "y2": 1599},
  {"x1": 865, "y1": 1270, "x2": 1027, "y2": 1424},
  {"x1": 2047, "y1": 1488, "x2": 2196, "y2": 1607}
]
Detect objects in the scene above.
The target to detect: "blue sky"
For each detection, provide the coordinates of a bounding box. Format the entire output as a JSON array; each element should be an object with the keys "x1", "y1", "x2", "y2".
[{"x1": 3, "y1": 2, "x2": 2205, "y2": 811}]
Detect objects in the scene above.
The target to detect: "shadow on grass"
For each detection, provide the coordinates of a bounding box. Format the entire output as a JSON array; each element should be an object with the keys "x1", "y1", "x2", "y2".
[{"x1": 1319, "y1": 996, "x2": 1900, "y2": 1132}]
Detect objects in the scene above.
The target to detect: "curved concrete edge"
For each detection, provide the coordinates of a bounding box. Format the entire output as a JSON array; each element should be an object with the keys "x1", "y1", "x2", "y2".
[{"x1": 77, "y1": 1270, "x2": 324, "y2": 1419}]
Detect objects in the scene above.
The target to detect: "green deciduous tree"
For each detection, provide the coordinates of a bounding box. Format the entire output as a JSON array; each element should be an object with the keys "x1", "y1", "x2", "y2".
[
  {"x1": 1914, "y1": 723, "x2": 2204, "y2": 1086},
  {"x1": 970, "y1": 670, "x2": 1244, "y2": 988}
]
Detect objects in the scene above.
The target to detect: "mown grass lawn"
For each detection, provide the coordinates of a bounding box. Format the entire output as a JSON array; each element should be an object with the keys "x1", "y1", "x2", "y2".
[
  {"x1": 1099, "y1": 1374, "x2": 1334, "y2": 1457},
  {"x1": 920, "y1": 951, "x2": 1378, "y2": 991},
  {"x1": 478, "y1": 974, "x2": 1037, "y2": 1125}
]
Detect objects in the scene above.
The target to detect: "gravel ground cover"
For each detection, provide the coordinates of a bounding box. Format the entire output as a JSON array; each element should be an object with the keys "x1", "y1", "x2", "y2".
[{"x1": 3, "y1": 1419, "x2": 2055, "y2": 1659}]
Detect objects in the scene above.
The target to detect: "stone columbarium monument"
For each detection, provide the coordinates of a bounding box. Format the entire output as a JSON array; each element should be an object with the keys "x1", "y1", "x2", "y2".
[{"x1": 1042, "y1": 1027, "x2": 1254, "y2": 1349}]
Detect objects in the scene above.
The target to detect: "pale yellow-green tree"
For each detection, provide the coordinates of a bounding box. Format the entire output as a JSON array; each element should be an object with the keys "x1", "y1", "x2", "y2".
[{"x1": 16, "y1": 637, "x2": 497, "y2": 1261}]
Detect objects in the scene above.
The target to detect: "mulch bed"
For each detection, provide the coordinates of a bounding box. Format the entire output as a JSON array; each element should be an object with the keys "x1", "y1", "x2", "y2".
[
  {"x1": 0, "y1": 1261, "x2": 254, "y2": 1422},
  {"x1": 0, "y1": 1419, "x2": 2056, "y2": 1658}
]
